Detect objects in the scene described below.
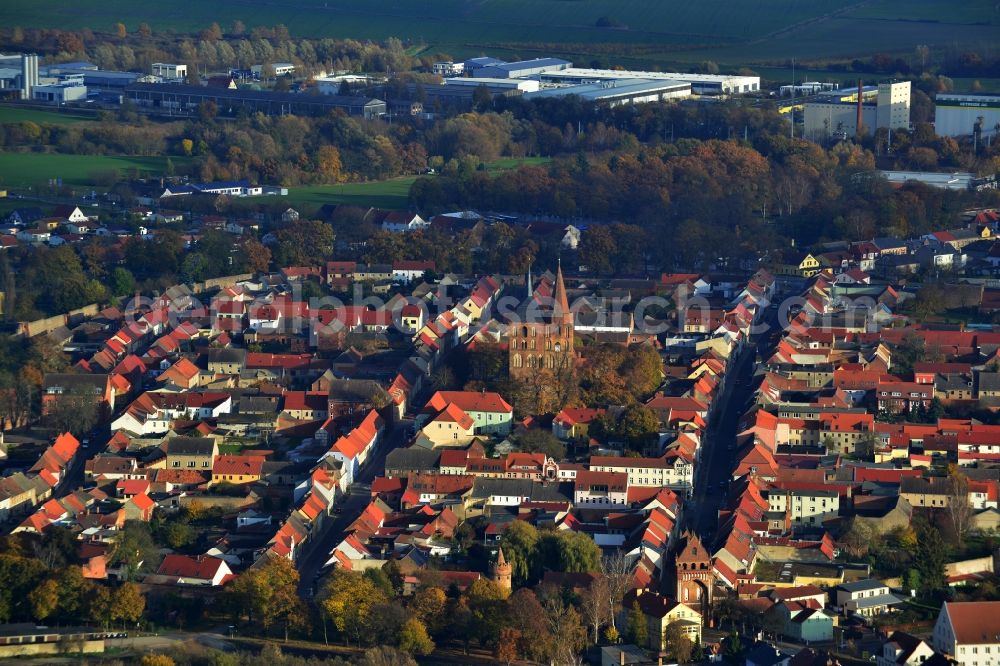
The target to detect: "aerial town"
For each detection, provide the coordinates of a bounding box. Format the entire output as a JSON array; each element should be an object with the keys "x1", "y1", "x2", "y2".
[{"x1": 0, "y1": 4, "x2": 999, "y2": 666}]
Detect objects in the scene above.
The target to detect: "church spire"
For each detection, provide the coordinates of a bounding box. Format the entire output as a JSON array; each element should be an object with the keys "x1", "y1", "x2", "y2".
[
  {"x1": 527, "y1": 263, "x2": 533, "y2": 302},
  {"x1": 553, "y1": 257, "x2": 571, "y2": 325}
]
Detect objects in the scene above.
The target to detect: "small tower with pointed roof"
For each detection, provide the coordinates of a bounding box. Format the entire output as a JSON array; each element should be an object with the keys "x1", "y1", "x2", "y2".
[
  {"x1": 491, "y1": 546, "x2": 513, "y2": 597},
  {"x1": 674, "y1": 531, "x2": 714, "y2": 615}
]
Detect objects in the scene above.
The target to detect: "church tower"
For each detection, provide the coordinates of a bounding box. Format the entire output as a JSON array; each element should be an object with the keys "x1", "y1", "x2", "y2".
[
  {"x1": 507, "y1": 260, "x2": 575, "y2": 380},
  {"x1": 675, "y1": 531, "x2": 714, "y2": 616},
  {"x1": 492, "y1": 546, "x2": 513, "y2": 597}
]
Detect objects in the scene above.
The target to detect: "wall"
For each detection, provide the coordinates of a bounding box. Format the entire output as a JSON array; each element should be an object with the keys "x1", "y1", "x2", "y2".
[
  {"x1": 17, "y1": 302, "x2": 100, "y2": 337},
  {"x1": 0, "y1": 639, "x2": 104, "y2": 657},
  {"x1": 193, "y1": 273, "x2": 254, "y2": 294}
]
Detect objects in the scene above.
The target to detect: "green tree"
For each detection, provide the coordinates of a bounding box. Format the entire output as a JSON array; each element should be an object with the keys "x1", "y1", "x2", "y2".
[
  {"x1": 109, "y1": 521, "x2": 160, "y2": 581},
  {"x1": 110, "y1": 267, "x2": 137, "y2": 297},
  {"x1": 626, "y1": 602, "x2": 647, "y2": 647},
  {"x1": 915, "y1": 518, "x2": 949, "y2": 598},
  {"x1": 515, "y1": 429, "x2": 566, "y2": 459},
  {"x1": 619, "y1": 404, "x2": 660, "y2": 449},
  {"x1": 499, "y1": 520, "x2": 539, "y2": 584}
]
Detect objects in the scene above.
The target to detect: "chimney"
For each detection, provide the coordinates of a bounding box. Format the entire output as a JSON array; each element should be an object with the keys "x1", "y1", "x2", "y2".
[{"x1": 856, "y1": 79, "x2": 864, "y2": 137}]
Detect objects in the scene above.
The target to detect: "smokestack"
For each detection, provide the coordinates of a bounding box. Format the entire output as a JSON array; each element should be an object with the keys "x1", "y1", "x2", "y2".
[{"x1": 856, "y1": 79, "x2": 864, "y2": 137}]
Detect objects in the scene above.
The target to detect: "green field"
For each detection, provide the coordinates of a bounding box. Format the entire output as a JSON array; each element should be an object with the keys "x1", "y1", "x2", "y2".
[
  {"x1": 283, "y1": 177, "x2": 419, "y2": 212},
  {"x1": 0, "y1": 152, "x2": 189, "y2": 188},
  {"x1": 0, "y1": 106, "x2": 95, "y2": 125},
  {"x1": 6, "y1": 0, "x2": 998, "y2": 66}
]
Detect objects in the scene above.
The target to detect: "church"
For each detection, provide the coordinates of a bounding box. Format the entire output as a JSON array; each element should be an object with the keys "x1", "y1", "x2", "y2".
[{"x1": 506, "y1": 262, "x2": 575, "y2": 381}]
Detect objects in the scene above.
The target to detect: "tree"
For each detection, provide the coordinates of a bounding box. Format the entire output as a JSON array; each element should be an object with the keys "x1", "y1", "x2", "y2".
[
  {"x1": 515, "y1": 428, "x2": 566, "y2": 459},
  {"x1": 358, "y1": 646, "x2": 418, "y2": 666},
  {"x1": 914, "y1": 518, "x2": 948, "y2": 599},
  {"x1": 109, "y1": 521, "x2": 160, "y2": 581},
  {"x1": 619, "y1": 404, "x2": 660, "y2": 450},
  {"x1": 315, "y1": 145, "x2": 343, "y2": 183},
  {"x1": 947, "y1": 465, "x2": 973, "y2": 547},
  {"x1": 110, "y1": 267, "x2": 137, "y2": 297},
  {"x1": 409, "y1": 586, "x2": 446, "y2": 633},
  {"x1": 141, "y1": 656, "x2": 175, "y2": 666},
  {"x1": 602, "y1": 551, "x2": 632, "y2": 633},
  {"x1": 318, "y1": 569, "x2": 388, "y2": 646},
  {"x1": 839, "y1": 518, "x2": 875, "y2": 559},
  {"x1": 28, "y1": 578, "x2": 59, "y2": 621},
  {"x1": 499, "y1": 520, "x2": 539, "y2": 584},
  {"x1": 579, "y1": 575, "x2": 610, "y2": 644},
  {"x1": 231, "y1": 20, "x2": 246, "y2": 36},
  {"x1": 115, "y1": 22, "x2": 127, "y2": 39},
  {"x1": 545, "y1": 597, "x2": 588, "y2": 665},
  {"x1": 495, "y1": 627, "x2": 521, "y2": 666},
  {"x1": 664, "y1": 622, "x2": 695, "y2": 663},
  {"x1": 111, "y1": 582, "x2": 146, "y2": 628},
  {"x1": 44, "y1": 386, "x2": 99, "y2": 436},
  {"x1": 625, "y1": 602, "x2": 648, "y2": 647},
  {"x1": 239, "y1": 239, "x2": 272, "y2": 274},
  {"x1": 398, "y1": 617, "x2": 434, "y2": 656}
]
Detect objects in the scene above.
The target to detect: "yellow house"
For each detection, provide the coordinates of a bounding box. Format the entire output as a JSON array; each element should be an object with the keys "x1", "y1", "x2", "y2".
[
  {"x1": 211, "y1": 455, "x2": 266, "y2": 486},
  {"x1": 621, "y1": 590, "x2": 702, "y2": 651},
  {"x1": 773, "y1": 251, "x2": 821, "y2": 278},
  {"x1": 421, "y1": 403, "x2": 476, "y2": 447}
]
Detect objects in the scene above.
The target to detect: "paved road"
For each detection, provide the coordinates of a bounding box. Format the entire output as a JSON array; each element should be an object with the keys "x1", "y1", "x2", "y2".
[
  {"x1": 688, "y1": 305, "x2": 783, "y2": 542},
  {"x1": 295, "y1": 417, "x2": 412, "y2": 595},
  {"x1": 56, "y1": 424, "x2": 110, "y2": 498}
]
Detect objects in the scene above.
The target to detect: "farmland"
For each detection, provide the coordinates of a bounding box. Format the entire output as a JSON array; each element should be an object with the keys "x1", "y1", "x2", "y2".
[
  {"x1": 0, "y1": 153, "x2": 189, "y2": 188},
  {"x1": 282, "y1": 177, "x2": 418, "y2": 213},
  {"x1": 4, "y1": 0, "x2": 998, "y2": 66},
  {"x1": 0, "y1": 107, "x2": 95, "y2": 125}
]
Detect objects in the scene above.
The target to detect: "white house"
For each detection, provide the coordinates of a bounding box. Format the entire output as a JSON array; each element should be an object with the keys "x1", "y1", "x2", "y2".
[
  {"x1": 381, "y1": 211, "x2": 428, "y2": 233},
  {"x1": 835, "y1": 579, "x2": 904, "y2": 618},
  {"x1": 877, "y1": 632, "x2": 940, "y2": 666},
  {"x1": 933, "y1": 601, "x2": 1000, "y2": 666}
]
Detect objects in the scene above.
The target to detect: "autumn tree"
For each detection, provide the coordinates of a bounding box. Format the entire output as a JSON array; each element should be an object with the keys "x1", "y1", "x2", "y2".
[
  {"x1": 495, "y1": 627, "x2": 521, "y2": 666},
  {"x1": 947, "y1": 464, "x2": 973, "y2": 547},
  {"x1": 664, "y1": 622, "x2": 695, "y2": 663},
  {"x1": 398, "y1": 617, "x2": 434, "y2": 656},
  {"x1": 580, "y1": 575, "x2": 611, "y2": 644},
  {"x1": 114, "y1": 22, "x2": 127, "y2": 38},
  {"x1": 111, "y1": 582, "x2": 146, "y2": 629},
  {"x1": 318, "y1": 568, "x2": 388, "y2": 646},
  {"x1": 315, "y1": 145, "x2": 344, "y2": 183},
  {"x1": 839, "y1": 518, "x2": 875, "y2": 559},
  {"x1": 28, "y1": 578, "x2": 59, "y2": 621}
]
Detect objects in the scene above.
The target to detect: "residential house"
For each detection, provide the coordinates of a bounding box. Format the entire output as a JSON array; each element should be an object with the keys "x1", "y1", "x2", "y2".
[
  {"x1": 933, "y1": 601, "x2": 1000, "y2": 666},
  {"x1": 620, "y1": 589, "x2": 702, "y2": 651},
  {"x1": 835, "y1": 579, "x2": 905, "y2": 618},
  {"x1": 422, "y1": 391, "x2": 514, "y2": 437},
  {"x1": 211, "y1": 455, "x2": 266, "y2": 485},
  {"x1": 154, "y1": 554, "x2": 233, "y2": 586},
  {"x1": 573, "y1": 470, "x2": 629, "y2": 508},
  {"x1": 162, "y1": 436, "x2": 218, "y2": 470},
  {"x1": 877, "y1": 632, "x2": 946, "y2": 666}
]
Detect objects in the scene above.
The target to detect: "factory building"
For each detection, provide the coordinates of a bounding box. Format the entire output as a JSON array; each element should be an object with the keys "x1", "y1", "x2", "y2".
[
  {"x1": 444, "y1": 77, "x2": 540, "y2": 93},
  {"x1": 934, "y1": 93, "x2": 1000, "y2": 139},
  {"x1": 432, "y1": 61, "x2": 465, "y2": 77},
  {"x1": 33, "y1": 82, "x2": 87, "y2": 103},
  {"x1": 472, "y1": 58, "x2": 572, "y2": 79},
  {"x1": 0, "y1": 53, "x2": 39, "y2": 99},
  {"x1": 124, "y1": 83, "x2": 385, "y2": 119},
  {"x1": 152, "y1": 63, "x2": 187, "y2": 81},
  {"x1": 252, "y1": 63, "x2": 295, "y2": 77},
  {"x1": 463, "y1": 57, "x2": 506, "y2": 76},
  {"x1": 523, "y1": 79, "x2": 691, "y2": 107},
  {"x1": 536, "y1": 68, "x2": 759, "y2": 95},
  {"x1": 803, "y1": 81, "x2": 910, "y2": 141}
]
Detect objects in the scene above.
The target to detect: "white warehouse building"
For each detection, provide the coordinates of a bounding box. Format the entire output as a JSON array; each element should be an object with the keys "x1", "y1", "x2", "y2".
[
  {"x1": 152, "y1": 63, "x2": 187, "y2": 81},
  {"x1": 934, "y1": 93, "x2": 1000, "y2": 139},
  {"x1": 524, "y1": 79, "x2": 691, "y2": 107},
  {"x1": 536, "y1": 68, "x2": 760, "y2": 95},
  {"x1": 473, "y1": 57, "x2": 572, "y2": 79},
  {"x1": 444, "y1": 77, "x2": 540, "y2": 93}
]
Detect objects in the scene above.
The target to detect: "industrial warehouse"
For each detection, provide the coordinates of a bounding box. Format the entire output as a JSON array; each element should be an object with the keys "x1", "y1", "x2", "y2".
[
  {"x1": 934, "y1": 92, "x2": 1000, "y2": 140},
  {"x1": 123, "y1": 83, "x2": 387, "y2": 119},
  {"x1": 802, "y1": 81, "x2": 911, "y2": 141},
  {"x1": 523, "y1": 79, "x2": 692, "y2": 107}
]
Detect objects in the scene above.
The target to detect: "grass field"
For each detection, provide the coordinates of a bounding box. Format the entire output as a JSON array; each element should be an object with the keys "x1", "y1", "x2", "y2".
[
  {"x1": 0, "y1": 107, "x2": 95, "y2": 125},
  {"x1": 0, "y1": 152, "x2": 190, "y2": 188},
  {"x1": 283, "y1": 177, "x2": 419, "y2": 212},
  {"x1": 6, "y1": 0, "x2": 998, "y2": 66}
]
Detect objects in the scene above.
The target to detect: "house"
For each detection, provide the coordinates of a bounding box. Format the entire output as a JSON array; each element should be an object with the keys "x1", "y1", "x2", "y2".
[
  {"x1": 422, "y1": 391, "x2": 514, "y2": 437},
  {"x1": 553, "y1": 407, "x2": 605, "y2": 440},
  {"x1": 381, "y1": 211, "x2": 427, "y2": 233},
  {"x1": 392, "y1": 260, "x2": 435, "y2": 283},
  {"x1": 620, "y1": 589, "x2": 702, "y2": 651},
  {"x1": 773, "y1": 250, "x2": 821, "y2": 278},
  {"x1": 835, "y1": 579, "x2": 904, "y2": 618},
  {"x1": 281, "y1": 208, "x2": 300, "y2": 223},
  {"x1": 162, "y1": 436, "x2": 218, "y2": 470},
  {"x1": 207, "y1": 347, "x2": 247, "y2": 374},
  {"x1": 773, "y1": 601, "x2": 834, "y2": 642},
  {"x1": 573, "y1": 470, "x2": 629, "y2": 508},
  {"x1": 211, "y1": 455, "x2": 266, "y2": 485},
  {"x1": 421, "y1": 403, "x2": 476, "y2": 446},
  {"x1": 155, "y1": 554, "x2": 233, "y2": 586},
  {"x1": 54, "y1": 205, "x2": 90, "y2": 224},
  {"x1": 877, "y1": 632, "x2": 942, "y2": 666},
  {"x1": 41, "y1": 373, "x2": 114, "y2": 418},
  {"x1": 933, "y1": 601, "x2": 1000, "y2": 666}
]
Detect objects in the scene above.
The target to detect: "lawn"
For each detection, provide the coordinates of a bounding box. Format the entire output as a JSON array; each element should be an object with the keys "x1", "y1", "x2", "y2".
[
  {"x1": 0, "y1": 152, "x2": 190, "y2": 188},
  {"x1": 0, "y1": 106, "x2": 96, "y2": 125},
  {"x1": 8, "y1": 0, "x2": 996, "y2": 67},
  {"x1": 486, "y1": 156, "x2": 553, "y2": 172},
  {"x1": 283, "y1": 176, "x2": 419, "y2": 213}
]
